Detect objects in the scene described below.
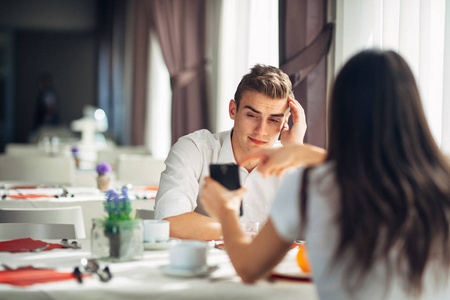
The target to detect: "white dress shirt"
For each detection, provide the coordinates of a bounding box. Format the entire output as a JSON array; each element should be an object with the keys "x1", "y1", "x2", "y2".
[
  {"x1": 270, "y1": 163, "x2": 450, "y2": 300},
  {"x1": 155, "y1": 129, "x2": 283, "y2": 224}
]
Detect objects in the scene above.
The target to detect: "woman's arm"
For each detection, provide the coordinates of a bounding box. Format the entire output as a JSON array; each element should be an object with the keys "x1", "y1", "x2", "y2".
[
  {"x1": 201, "y1": 177, "x2": 292, "y2": 283},
  {"x1": 240, "y1": 143, "x2": 327, "y2": 177},
  {"x1": 223, "y1": 216, "x2": 292, "y2": 283}
]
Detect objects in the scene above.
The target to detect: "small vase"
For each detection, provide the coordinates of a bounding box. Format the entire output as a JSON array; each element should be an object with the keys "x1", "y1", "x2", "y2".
[
  {"x1": 91, "y1": 219, "x2": 144, "y2": 262},
  {"x1": 74, "y1": 156, "x2": 80, "y2": 169},
  {"x1": 97, "y1": 174, "x2": 111, "y2": 191}
]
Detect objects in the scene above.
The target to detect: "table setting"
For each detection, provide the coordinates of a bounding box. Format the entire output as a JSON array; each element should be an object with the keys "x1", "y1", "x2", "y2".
[
  {"x1": 0, "y1": 182, "x2": 318, "y2": 299},
  {"x1": 0, "y1": 222, "x2": 319, "y2": 300},
  {"x1": 0, "y1": 235, "x2": 318, "y2": 300}
]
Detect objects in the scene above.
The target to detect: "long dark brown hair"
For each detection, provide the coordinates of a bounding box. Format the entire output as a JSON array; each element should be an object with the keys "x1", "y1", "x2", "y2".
[{"x1": 304, "y1": 50, "x2": 450, "y2": 295}]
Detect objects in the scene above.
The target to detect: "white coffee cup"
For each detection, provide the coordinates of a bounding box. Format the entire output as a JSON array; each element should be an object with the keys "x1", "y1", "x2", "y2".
[
  {"x1": 143, "y1": 220, "x2": 169, "y2": 243},
  {"x1": 169, "y1": 241, "x2": 208, "y2": 270}
]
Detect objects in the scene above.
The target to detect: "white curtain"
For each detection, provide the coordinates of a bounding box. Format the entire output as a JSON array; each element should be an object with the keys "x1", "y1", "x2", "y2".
[
  {"x1": 145, "y1": 29, "x2": 172, "y2": 159},
  {"x1": 334, "y1": 0, "x2": 450, "y2": 153},
  {"x1": 213, "y1": 0, "x2": 279, "y2": 133},
  {"x1": 144, "y1": 0, "x2": 278, "y2": 158}
]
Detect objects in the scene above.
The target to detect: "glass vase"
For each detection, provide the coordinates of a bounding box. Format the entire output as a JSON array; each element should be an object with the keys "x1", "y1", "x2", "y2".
[{"x1": 91, "y1": 219, "x2": 144, "y2": 262}]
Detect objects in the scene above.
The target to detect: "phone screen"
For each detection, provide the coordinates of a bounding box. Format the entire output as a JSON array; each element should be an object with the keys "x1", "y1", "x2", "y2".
[{"x1": 209, "y1": 164, "x2": 243, "y2": 216}]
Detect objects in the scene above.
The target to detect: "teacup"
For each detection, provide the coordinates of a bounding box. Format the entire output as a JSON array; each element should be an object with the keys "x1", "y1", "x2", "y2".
[
  {"x1": 169, "y1": 240, "x2": 208, "y2": 270},
  {"x1": 143, "y1": 220, "x2": 169, "y2": 243}
]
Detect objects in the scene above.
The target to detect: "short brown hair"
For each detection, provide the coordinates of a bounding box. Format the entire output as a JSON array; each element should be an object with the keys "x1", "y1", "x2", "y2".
[{"x1": 234, "y1": 64, "x2": 293, "y2": 109}]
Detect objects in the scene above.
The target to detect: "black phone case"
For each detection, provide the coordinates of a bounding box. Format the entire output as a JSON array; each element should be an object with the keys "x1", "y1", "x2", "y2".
[{"x1": 209, "y1": 164, "x2": 243, "y2": 216}]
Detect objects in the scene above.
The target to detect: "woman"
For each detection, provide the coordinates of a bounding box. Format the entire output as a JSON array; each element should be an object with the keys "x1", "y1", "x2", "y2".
[{"x1": 201, "y1": 50, "x2": 450, "y2": 299}]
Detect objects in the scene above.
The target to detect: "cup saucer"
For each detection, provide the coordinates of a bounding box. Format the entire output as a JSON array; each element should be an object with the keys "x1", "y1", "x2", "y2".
[
  {"x1": 144, "y1": 238, "x2": 181, "y2": 250},
  {"x1": 160, "y1": 264, "x2": 218, "y2": 278}
]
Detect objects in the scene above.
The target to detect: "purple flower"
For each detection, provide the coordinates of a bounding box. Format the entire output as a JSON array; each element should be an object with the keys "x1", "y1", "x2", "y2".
[
  {"x1": 103, "y1": 188, "x2": 132, "y2": 222},
  {"x1": 96, "y1": 162, "x2": 112, "y2": 175},
  {"x1": 71, "y1": 146, "x2": 79, "y2": 154}
]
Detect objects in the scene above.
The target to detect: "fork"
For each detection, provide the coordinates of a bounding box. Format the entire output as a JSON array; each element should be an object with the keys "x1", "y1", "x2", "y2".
[{"x1": 9, "y1": 244, "x2": 49, "y2": 253}]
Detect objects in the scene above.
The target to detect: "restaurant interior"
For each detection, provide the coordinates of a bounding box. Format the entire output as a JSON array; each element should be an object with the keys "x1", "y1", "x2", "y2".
[{"x1": 0, "y1": 0, "x2": 450, "y2": 299}]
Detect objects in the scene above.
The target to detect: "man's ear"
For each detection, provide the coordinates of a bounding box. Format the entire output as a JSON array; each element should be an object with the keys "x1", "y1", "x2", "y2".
[{"x1": 229, "y1": 100, "x2": 237, "y2": 120}]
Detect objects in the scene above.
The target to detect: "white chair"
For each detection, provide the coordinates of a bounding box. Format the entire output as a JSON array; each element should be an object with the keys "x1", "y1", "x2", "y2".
[
  {"x1": 0, "y1": 206, "x2": 86, "y2": 239},
  {"x1": 134, "y1": 208, "x2": 155, "y2": 220},
  {"x1": 97, "y1": 146, "x2": 151, "y2": 169},
  {"x1": 0, "y1": 223, "x2": 76, "y2": 239},
  {"x1": 5, "y1": 143, "x2": 40, "y2": 156},
  {"x1": 116, "y1": 154, "x2": 165, "y2": 186},
  {"x1": 0, "y1": 154, "x2": 76, "y2": 186}
]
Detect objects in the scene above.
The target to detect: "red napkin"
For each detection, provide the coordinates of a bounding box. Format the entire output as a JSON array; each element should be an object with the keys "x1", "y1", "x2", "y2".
[
  {"x1": 134, "y1": 186, "x2": 159, "y2": 191},
  {"x1": 7, "y1": 194, "x2": 55, "y2": 199},
  {"x1": 9, "y1": 185, "x2": 39, "y2": 189},
  {"x1": 0, "y1": 238, "x2": 63, "y2": 253},
  {"x1": 0, "y1": 266, "x2": 89, "y2": 286}
]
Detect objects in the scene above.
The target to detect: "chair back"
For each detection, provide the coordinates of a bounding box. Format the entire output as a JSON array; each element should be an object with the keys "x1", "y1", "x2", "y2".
[
  {"x1": 97, "y1": 146, "x2": 151, "y2": 169},
  {"x1": 116, "y1": 154, "x2": 165, "y2": 186},
  {"x1": 0, "y1": 206, "x2": 86, "y2": 239},
  {"x1": 0, "y1": 223, "x2": 76, "y2": 239},
  {"x1": 0, "y1": 154, "x2": 76, "y2": 186},
  {"x1": 5, "y1": 143, "x2": 39, "y2": 156}
]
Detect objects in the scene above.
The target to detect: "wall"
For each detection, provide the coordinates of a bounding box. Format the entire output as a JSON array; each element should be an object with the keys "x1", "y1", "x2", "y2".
[
  {"x1": 14, "y1": 31, "x2": 97, "y2": 142},
  {"x1": 0, "y1": 0, "x2": 98, "y2": 143},
  {"x1": 0, "y1": 0, "x2": 96, "y2": 30}
]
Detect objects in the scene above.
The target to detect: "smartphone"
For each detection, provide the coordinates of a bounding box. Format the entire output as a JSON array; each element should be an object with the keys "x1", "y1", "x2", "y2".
[{"x1": 209, "y1": 164, "x2": 243, "y2": 216}]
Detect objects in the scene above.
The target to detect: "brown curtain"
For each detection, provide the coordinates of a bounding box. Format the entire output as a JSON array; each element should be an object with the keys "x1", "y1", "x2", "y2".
[
  {"x1": 131, "y1": 0, "x2": 151, "y2": 145},
  {"x1": 279, "y1": 0, "x2": 333, "y2": 148},
  {"x1": 145, "y1": 0, "x2": 210, "y2": 145}
]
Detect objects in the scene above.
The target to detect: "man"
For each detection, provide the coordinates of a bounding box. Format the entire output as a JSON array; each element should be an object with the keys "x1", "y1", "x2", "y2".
[{"x1": 155, "y1": 64, "x2": 306, "y2": 240}]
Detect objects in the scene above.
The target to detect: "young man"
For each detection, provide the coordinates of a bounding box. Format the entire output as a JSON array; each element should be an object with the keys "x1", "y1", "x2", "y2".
[{"x1": 154, "y1": 64, "x2": 306, "y2": 240}]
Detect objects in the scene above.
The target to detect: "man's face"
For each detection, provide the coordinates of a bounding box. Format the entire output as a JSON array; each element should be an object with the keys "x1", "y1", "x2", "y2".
[{"x1": 229, "y1": 90, "x2": 290, "y2": 163}]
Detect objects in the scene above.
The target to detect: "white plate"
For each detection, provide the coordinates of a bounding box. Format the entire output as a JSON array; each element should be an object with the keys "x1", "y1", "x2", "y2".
[
  {"x1": 144, "y1": 238, "x2": 180, "y2": 250},
  {"x1": 160, "y1": 264, "x2": 218, "y2": 278},
  {"x1": 271, "y1": 248, "x2": 312, "y2": 280}
]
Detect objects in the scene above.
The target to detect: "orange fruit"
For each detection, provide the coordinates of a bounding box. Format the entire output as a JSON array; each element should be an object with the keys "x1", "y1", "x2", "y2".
[{"x1": 296, "y1": 244, "x2": 312, "y2": 273}]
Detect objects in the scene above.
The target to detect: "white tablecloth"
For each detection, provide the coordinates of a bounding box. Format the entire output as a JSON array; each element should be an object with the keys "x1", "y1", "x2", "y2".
[
  {"x1": 0, "y1": 239, "x2": 319, "y2": 300},
  {"x1": 0, "y1": 187, "x2": 156, "y2": 238}
]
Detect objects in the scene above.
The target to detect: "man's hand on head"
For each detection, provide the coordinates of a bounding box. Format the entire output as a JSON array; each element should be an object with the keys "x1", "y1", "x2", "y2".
[{"x1": 280, "y1": 98, "x2": 307, "y2": 146}]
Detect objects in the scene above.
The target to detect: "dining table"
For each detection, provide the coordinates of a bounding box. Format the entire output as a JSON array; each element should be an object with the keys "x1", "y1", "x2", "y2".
[
  {"x1": 0, "y1": 238, "x2": 319, "y2": 300},
  {"x1": 0, "y1": 185, "x2": 157, "y2": 238}
]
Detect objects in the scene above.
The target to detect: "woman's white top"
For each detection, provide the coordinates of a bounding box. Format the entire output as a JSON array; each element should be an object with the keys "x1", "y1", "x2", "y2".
[{"x1": 270, "y1": 162, "x2": 450, "y2": 300}]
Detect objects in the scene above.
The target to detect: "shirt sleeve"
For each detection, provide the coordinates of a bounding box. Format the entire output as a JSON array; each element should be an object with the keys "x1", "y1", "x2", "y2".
[
  {"x1": 269, "y1": 168, "x2": 303, "y2": 242},
  {"x1": 154, "y1": 137, "x2": 204, "y2": 220}
]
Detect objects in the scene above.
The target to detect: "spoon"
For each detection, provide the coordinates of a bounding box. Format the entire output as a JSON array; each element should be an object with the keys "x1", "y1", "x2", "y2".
[{"x1": 80, "y1": 258, "x2": 112, "y2": 282}]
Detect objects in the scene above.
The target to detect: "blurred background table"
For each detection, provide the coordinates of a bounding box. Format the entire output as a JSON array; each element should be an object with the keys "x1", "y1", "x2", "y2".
[{"x1": 0, "y1": 187, "x2": 156, "y2": 238}]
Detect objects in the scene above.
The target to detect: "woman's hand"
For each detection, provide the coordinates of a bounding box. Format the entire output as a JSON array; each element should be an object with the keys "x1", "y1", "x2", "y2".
[
  {"x1": 240, "y1": 143, "x2": 327, "y2": 177},
  {"x1": 201, "y1": 176, "x2": 247, "y2": 222}
]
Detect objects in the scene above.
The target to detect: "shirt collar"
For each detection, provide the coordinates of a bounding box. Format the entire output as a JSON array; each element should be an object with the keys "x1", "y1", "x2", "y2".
[{"x1": 217, "y1": 130, "x2": 237, "y2": 164}]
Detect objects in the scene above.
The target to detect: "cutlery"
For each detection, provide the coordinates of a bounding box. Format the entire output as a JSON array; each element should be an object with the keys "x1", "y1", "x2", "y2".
[
  {"x1": 72, "y1": 266, "x2": 83, "y2": 283},
  {"x1": 54, "y1": 185, "x2": 74, "y2": 198},
  {"x1": 13, "y1": 189, "x2": 25, "y2": 196},
  {"x1": 1, "y1": 263, "x2": 13, "y2": 270},
  {"x1": 61, "y1": 239, "x2": 81, "y2": 249},
  {"x1": 80, "y1": 258, "x2": 112, "y2": 282},
  {"x1": 9, "y1": 244, "x2": 49, "y2": 253}
]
